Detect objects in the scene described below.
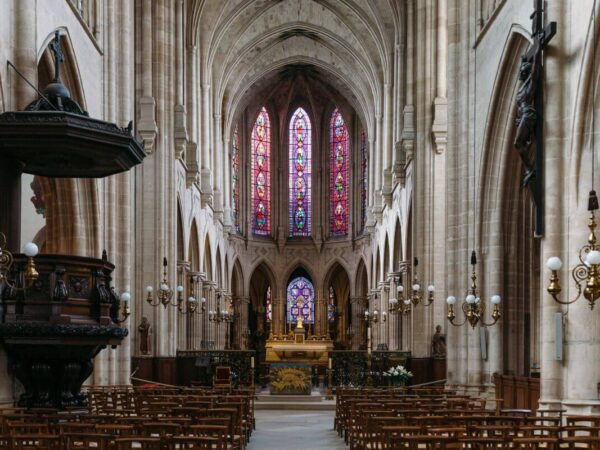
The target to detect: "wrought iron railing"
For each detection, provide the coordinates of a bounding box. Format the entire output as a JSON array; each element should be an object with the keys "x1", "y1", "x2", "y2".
[
  {"x1": 330, "y1": 350, "x2": 410, "y2": 387},
  {"x1": 176, "y1": 350, "x2": 255, "y2": 387}
]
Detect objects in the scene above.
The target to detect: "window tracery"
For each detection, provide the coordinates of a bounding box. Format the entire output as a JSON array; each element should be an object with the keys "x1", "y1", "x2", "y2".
[
  {"x1": 330, "y1": 109, "x2": 349, "y2": 236},
  {"x1": 288, "y1": 108, "x2": 312, "y2": 237},
  {"x1": 252, "y1": 107, "x2": 271, "y2": 236}
]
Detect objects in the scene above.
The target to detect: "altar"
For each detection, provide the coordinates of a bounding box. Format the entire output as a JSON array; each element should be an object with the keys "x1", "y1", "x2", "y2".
[{"x1": 265, "y1": 320, "x2": 333, "y2": 365}]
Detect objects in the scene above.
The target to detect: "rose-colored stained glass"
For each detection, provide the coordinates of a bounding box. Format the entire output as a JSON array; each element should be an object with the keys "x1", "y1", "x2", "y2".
[
  {"x1": 330, "y1": 109, "x2": 349, "y2": 235},
  {"x1": 288, "y1": 108, "x2": 312, "y2": 237},
  {"x1": 232, "y1": 124, "x2": 240, "y2": 232},
  {"x1": 252, "y1": 107, "x2": 271, "y2": 236}
]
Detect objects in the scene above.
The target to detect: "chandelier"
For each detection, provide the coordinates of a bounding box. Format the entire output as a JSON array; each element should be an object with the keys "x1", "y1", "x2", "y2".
[
  {"x1": 146, "y1": 257, "x2": 182, "y2": 308},
  {"x1": 388, "y1": 258, "x2": 434, "y2": 315},
  {"x1": 446, "y1": 251, "x2": 501, "y2": 328},
  {"x1": 209, "y1": 292, "x2": 236, "y2": 323},
  {"x1": 363, "y1": 291, "x2": 386, "y2": 323},
  {"x1": 547, "y1": 190, "x2": 600, "y2": 309},
  {"x1": 176, "y1": 274, "x2": 207, "y2": 315}
]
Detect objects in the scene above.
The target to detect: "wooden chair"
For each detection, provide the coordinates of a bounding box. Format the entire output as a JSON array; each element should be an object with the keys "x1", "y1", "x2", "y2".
[
  {"x1": 10, "y1": 434, "x2": 61, "y2": 450},
  {"x1": 63, "y1": 432, "x2": 112, "y2": 450},
  {"x1": 168, "y1": 436, "x2": 224, "y2": 450},
  {"x1": 114, "y1": 437, "x2": 162, "y2": 450},
  {"x1": 213, "y1": 366, "x2": 232, "y2": 389}
]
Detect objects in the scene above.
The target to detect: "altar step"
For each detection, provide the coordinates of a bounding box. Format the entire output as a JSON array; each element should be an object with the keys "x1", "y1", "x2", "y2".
[{"x1": 255, "y1": 389, "x2": 336, "y2": 410}]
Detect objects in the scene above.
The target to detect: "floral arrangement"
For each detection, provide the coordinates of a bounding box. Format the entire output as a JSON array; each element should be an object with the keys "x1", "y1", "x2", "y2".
[
  {"x1": 383, "y1": 364, "x2": 413, "y2": 386},
  {"x1": 270, "y1": 366, "x2": 311, "y2": 395}
]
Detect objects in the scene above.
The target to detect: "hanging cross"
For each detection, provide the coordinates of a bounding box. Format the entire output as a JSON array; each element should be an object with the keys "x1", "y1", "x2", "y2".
[
  {"x1": 50, "y1": 30, "x2": 64, "y2": 83},
  {"x1": 514, "y1": 0, "x2": 556, "y2": 236}
]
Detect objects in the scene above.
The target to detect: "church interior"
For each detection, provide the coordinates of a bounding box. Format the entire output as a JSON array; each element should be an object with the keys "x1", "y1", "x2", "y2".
[{"x1": 0, "y1": 0, "x2": 599, "y2": 448}]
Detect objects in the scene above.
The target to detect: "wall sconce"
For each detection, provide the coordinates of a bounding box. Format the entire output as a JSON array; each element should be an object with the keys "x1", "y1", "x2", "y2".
[
  {"x1": 446, "y1": 251, "x2": 501, "y2": 328},
  {"x1": 113, "y1": 291, "x2": 131, "y2": 324},
  {"x1": 0, "y1": 233, "x2": 39, "y2": 289},
  {"x1": 547, "y1": 190, "x2": 600, "y2": 309}
]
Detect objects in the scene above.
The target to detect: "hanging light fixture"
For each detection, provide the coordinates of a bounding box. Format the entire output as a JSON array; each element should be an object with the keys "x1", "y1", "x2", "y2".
[
  {"x1": 146, "y1": 257, "x2": 184, "y2": 308},
  {"x1": 446, "y1": 39, "x2": 501, "y2": 329},
  {"x1": 389, "y1": 258, "x2": 435, "y2": 315},
  {"x1": 547, "y1": 1, "x2": 600, "y2": 310},
  {"x1": 447, "y1": 251, "x2": 501, "y2": 328},
  {"x1": 176, "y1": 274, "x2": 207, "y2": 315}
]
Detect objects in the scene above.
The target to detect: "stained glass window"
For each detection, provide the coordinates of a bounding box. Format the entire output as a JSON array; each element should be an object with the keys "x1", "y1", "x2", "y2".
[
  {"x1": 252, "y1": 107, "x2": 271, "y2": 236},
  {"x1": 328, "y1": 286, "x2": 336, "y2": 323},
  {"x1": 286, "y1": 276, "x2": 315, "y2": 324},
  {"x1": 330, "y1": 109, "x2": 349, "y2": 236},
  {"x1": 266, "y1": 286, "x2": 272, "y2": 322},
  {"x1": 232, "y1": 124, "x2": 240, "y2": 232},
  {"x1": 360, "y1": 130, "x2": 368, "y2": 231},
  {"x1": 288, "y1": 108, "x2": 312, "y2": 237}
]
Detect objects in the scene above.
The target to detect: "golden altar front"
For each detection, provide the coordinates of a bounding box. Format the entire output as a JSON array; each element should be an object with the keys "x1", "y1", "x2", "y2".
[{"x1": 265, "y1": 321, "x2": 333, "y2": 364}]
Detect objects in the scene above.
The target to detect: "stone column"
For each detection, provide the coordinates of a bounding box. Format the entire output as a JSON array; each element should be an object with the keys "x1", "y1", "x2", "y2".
[
  {"x1": 350, "y1": 296, "x2": 365, "y2": 350},
  {"x1": 380, "y1": 281, "x2": 391, "y2": 347},
  {"x1": 238, "y1": 296, "x2": 250, "y2": 349},
  {"x1": 213, "y1": 113, "x2": 223, "y2": 213},
  {"x1": 387, "y1": 273, "x2": 400, "y2": 350},
  {"x1": 223, "y1": 136, "x2": 232, "y2": 227},
  {"x1": 538, "y1": 0, "x2": 566, "y2": 411},
  {"x1": 201, "y1": 84, "x2": 212, "y2": 202}
]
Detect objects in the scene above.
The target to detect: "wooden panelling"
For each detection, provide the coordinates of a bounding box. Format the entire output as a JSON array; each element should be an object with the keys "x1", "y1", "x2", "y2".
[{"x1": 493, "y1": 374, "x2": 540, "y2": 411}]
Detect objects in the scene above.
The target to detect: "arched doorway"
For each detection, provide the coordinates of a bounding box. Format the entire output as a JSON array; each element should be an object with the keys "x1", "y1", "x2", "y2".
[
  {"x1": 324, "y1": 263, "x2": 351, "y2": 348},
  {"x1": 248, "y1": 263, "x2": 277, "y2": 382}
]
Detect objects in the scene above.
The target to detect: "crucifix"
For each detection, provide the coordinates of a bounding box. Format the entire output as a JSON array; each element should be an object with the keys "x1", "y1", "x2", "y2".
[
  {"x1": 50, "y1": 30, "x2": 64, "y2": 83},
  {"x1": 514, "y1": 0, "x2": 556, "y2": 236}
]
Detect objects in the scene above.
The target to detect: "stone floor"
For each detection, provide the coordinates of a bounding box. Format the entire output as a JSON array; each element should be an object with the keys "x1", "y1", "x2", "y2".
[{"x1": 247, "y1": 410, "x2": 347, "y2": 450}]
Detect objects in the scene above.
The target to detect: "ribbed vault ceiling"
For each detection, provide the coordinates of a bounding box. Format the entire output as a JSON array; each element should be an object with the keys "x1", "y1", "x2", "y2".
[{"x1": 190, "y1": 0, "x2": 401, "y2": 136}]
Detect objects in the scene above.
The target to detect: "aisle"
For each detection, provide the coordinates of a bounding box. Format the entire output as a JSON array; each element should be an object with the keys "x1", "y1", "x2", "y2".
[{"x1": 247, "y1": 410, "x2": 347, "y2": 450}]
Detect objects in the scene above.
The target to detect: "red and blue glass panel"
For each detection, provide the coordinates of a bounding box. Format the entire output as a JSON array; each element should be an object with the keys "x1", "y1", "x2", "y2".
[
  {"x1": 252, "y1": 107, "x2": 271, "y2": 236},
  {"x1": 330, "y1": 109, "x2": 349, "y2": 236},
  {"x1": 288, "y1": 108, "x2": 312, "y2": 237},
  {"x1": 287, "y1": 276, "x2": 314, "y2": 324}
]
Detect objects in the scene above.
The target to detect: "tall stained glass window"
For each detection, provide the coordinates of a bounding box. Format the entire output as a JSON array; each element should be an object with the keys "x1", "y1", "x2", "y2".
[
  {"x1": 266, "y1": 286, "x2": 272, "y2": 322},
  {"x1": 360, "y1": 130, "x2": 368, "y2": 231},
  {"x1": 231, "y1": 124, "x2": 240, "y2": 232},
  {"x1": 328, "y1": 286, "x2": 336, "y2": 322},
  {"x1": 286, "y1": 276, "x2": 315, "y2": 324},
  {"x1": 330, "y1": 109, "x2": 349, "y2": 236},
  {"x1": 252, "y1": 107, "x2": 271, "y2": 236},
  {"x1": 288, "y1": 108, "x2": 312, "y2": 237}
]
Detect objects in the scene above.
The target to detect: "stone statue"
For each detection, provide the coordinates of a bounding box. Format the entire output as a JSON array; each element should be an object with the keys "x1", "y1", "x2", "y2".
[
  {"x1": 431, "y1": 325, "x2": 446, "y2": 358},
  {"x1": 514, "y1": 49, "x2": 541, "y2": 188},
  {"x1": 138, "y1": 317, "x2": 152, "y2": 355}
]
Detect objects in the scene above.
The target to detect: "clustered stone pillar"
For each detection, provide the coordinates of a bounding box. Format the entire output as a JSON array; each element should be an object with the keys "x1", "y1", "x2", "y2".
[{"x1": 349, "y1": 296, "x2": 365, "y2": 350}]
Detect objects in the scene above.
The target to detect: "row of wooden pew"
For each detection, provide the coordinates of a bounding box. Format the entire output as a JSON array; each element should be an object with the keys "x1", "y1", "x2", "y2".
[
  {"x1": 0, "y1": 385, "x2": 255, "y2": 449},
  {"x1": 335, "y1": 386, "x2": 600, "y2": 449}
]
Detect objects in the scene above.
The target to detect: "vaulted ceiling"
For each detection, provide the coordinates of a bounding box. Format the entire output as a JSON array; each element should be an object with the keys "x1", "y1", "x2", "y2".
[{"x1": 189, "y1": 0, "x2": 402, "y2": 137}]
